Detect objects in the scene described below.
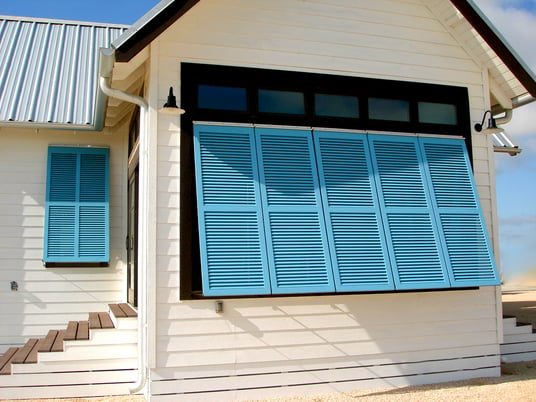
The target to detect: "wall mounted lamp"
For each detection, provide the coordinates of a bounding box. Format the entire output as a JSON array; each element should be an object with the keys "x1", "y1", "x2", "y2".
[
  {"x1": 159, "y1": 87, "x2": 185, "y2": 115},
  {"x1": 474, "y1": 110, "x2": 502, "y2": 134}
]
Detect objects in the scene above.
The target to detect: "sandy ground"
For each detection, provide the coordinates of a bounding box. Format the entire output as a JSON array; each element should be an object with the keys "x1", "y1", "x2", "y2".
[{"x1": 4, "y1": 287, "x2": 536, "y2": 402}]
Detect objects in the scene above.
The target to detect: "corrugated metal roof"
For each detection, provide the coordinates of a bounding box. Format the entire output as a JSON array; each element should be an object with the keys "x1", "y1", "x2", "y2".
[{"x1": 0, "y1": 16, "x2": 127, "y2": 129}]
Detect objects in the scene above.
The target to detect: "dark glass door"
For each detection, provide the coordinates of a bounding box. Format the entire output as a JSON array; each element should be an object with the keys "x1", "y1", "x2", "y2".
[{"x1": 127, "y1": 168, "x2": 139, "y2": 306}]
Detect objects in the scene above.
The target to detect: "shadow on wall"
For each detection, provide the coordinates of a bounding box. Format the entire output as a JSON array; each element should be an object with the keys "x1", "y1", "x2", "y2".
[{"x1": 161, "y1": 289, "x2": 499, "y2": 391}]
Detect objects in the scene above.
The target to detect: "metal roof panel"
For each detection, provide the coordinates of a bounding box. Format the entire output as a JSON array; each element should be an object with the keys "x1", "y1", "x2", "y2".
[{"x1": 0, "y1": 16, "x2": 127, "y2": 128}]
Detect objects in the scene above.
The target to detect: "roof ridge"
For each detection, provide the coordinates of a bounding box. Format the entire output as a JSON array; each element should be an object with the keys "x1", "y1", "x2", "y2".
[{"x1": 0, "y1": 14, "x2": 130, "y2": 29}]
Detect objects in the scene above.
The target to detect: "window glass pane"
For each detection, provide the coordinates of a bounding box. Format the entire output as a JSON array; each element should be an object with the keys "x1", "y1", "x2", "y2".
[
  {"x1": 198, "y1": 85, "x2": 247, "y2": 111},
  {"x1": 368, "y1": 98, "x2": 410, "y2": 122},
  {"x1": 315, "y1": 94, "x2": 359, "y2": 118},
  {"x1": 418, "y1": 102, "x2": 457, "y2": 125},
  {"x1": 258, "y1": 89, "x2": 305, "y2": 114}
]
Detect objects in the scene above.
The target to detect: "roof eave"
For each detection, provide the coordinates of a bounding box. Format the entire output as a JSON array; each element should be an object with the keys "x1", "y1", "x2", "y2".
[
  {"x1": 0, "y1": 121, "x2": 100, "y2": 131},
  {"x1": 113, "y1": 0, "x2": 199, "y2": 63},
  {"x1": 450, "y1": 0, "x2": 536, "y2": 98}
]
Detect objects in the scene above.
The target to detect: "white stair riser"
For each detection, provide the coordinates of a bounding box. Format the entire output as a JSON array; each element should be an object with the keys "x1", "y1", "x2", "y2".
[
  {"x1": 501, "y1": 351, "x2": 536, "y2": 363},
  {"x1": 11, "y1": 358, "x2": 137, "y2": 374},
  {"x1": 503, "y1": 324, "x2": 534, "y2": 335},
  {"x1": 110, "y1": 317, "x2": 138, "y2": 330},
  {"x1": 503, "y1": 333, "x2": 536, "y2": 344},
  {"x1": 88, "y1": 328, "x2": 137, "y2": 344},
  {"x1": 500, "y1": 342, "x2": 536, "y2": 355},
  {"x1": 38, "y1": 343, "x2": 137, "y2": 362}
]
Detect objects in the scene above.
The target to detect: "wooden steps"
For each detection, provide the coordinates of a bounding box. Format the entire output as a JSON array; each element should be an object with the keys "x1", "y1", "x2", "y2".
[{"x1": 0, "y1": 303, "x2": 137, "y2": 376}]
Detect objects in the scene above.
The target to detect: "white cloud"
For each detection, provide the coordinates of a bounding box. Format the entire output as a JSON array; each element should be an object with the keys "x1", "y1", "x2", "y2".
[{"x1": 477, "y1": 0, "x2": 536, "y2": 68}]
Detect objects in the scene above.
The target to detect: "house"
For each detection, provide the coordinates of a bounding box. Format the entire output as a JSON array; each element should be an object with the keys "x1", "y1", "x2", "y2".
[{"x1": 1, "y1": 0, "x2": 536, "y2": 400}]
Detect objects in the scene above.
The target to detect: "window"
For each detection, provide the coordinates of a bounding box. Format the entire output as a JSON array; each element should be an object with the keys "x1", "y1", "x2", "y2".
[
  {"x1": 193, "y1": 124, "x2": 499, "y2": 296},
  {"x1": 418, "y1": 102, "x2": 458, "y2": 125},
  {"x1": 198, "y1": 85, "x2": 247, "y2": 111},
  {"x1": 43, "y1": 147, "x2": 110, "y2": 264},
  {"x1": 258, "y1": 89, "x2": 305, "y2": 114},
  {"x1": 368, "y1": 98, "x2": 410, "y2": 122},
  {"x1": 315, "y1": 94, "x2": 359, "y2": 118}
]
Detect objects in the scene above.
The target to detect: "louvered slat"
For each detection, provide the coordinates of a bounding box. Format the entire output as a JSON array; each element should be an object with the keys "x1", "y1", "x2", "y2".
[
  {"x1": 369, "y1": 135, "x2": 450, "y2": 289},
  {"x1": 194, "y1": 124, "x2": 270, "y2": 296},
  {"x1": 315, "y1": 131, "x2": 394, "y2": 291},
  {"x1": 421, "y1": 137, "x2": 499, "y2": 286},
  {"x1": 257, "y1": 128, "x2": 334, "y2": 294}
]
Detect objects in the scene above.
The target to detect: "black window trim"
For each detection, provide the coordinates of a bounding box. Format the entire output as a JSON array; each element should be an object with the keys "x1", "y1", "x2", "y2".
[{"x1": 180, "y1": 62, "x2": 473, "y2": 299}]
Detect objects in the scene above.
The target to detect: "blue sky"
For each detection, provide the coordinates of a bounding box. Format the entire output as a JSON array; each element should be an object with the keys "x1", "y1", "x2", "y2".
[{"x1": 1, "y1": 0, "x2": 535, "y2": 282}]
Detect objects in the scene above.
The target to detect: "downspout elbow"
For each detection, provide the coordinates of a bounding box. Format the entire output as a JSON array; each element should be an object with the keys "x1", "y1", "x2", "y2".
[{"x1": 494, "y1": 108, "x2": 512, "y2": 126}]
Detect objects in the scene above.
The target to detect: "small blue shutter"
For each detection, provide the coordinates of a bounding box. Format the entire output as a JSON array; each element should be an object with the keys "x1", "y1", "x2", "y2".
[
  {"x1": 420, "y1": 137, "x2": 500, "y2": 286},
  {"x1": 369, "y1": 135, "x2": 451, "y2": 290},
  {"x1": 193, "y1": 124, "x2": 271, "y2": 296},
  {"x1": 44, "y1": 147, "x2": 109, "y2": 263},
  {"x1": 256, "y1": 128, "x2": 335, "y2": 294},
  {"x1": 314, "y1": 131, "x2": 394, "y2": 292}
]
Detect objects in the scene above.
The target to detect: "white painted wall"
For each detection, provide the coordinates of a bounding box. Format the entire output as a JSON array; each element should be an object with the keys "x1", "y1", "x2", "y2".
[
  {"x1": 148, "y1": 0, "x2": 501, "y2": 398},
  {"x1": 0, "y1": 126, "x2": 128, "y2": 352}
]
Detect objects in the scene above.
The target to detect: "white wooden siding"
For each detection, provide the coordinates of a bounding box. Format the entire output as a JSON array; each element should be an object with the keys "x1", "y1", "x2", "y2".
[
  {"x1": 0, "y1": 126, "x2": 128, "y2": 352},
  {"x1": 150, "y1": 0, "x2": 500, "y2": 398}
]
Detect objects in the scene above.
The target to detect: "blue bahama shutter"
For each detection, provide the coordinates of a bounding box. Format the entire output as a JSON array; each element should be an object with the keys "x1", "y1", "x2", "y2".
[
  {"x1": 368, "y1": 135, "x2": 451, "y2": 290},
  {"x1": 44, "y1": 147, "x2": 109, "y2": 263},
  {"x1": 256, "y1": 128, "x2": 335, "y2": 294},
  {"x1": 420, "y1": 137, "x2": 500, "y2": 287},
  {"x1": 314, "y1": 131, "x2": 394, "y2": 292},
  {"x1": 193, "y1": 124, "x2": 271, "y2": 296}
]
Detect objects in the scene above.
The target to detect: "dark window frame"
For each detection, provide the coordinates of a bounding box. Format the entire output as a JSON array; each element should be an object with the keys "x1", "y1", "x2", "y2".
[{"x1": 180, "y1": 63, "x2": 473, "y2": 299}]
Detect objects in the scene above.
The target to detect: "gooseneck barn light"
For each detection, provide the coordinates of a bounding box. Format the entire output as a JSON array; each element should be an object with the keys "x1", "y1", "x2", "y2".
[{"x1": 474, "y1": 110, "x2": 502, "y2": 134}]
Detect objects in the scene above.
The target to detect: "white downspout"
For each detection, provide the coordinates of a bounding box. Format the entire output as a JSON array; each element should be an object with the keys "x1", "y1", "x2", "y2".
[{"x1": 99, "y1": 48, "x2": 149, "y2": 395}]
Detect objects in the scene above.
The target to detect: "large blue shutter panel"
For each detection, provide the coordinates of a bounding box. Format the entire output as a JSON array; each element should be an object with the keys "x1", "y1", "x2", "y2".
[
  {"x1": 44, "y1": 147, "x2": 109, "y2": 263},
  {"x1": 192, "y1": 124, "x2": 499, "y2": 296},
  {"x1": 256, "y1": 128, "x2": 335, "y2": 294},
  {"x1": 314, "y1": 131, "x2": 394, "y2": 291},
  {"x1": 420, "y1": 137, "x2": 499, "y2": 286},
  {"x1": 368, "y1": 135, "x2": 451, "y2": 290},
  {"x1": 193, "y1": 124, "x2": 271, "y2": 296}
]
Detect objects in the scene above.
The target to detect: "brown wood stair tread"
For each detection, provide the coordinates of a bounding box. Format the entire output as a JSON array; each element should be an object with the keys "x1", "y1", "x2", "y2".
[
  {"x1": 39, "y1": 330, "x2": 60, "y2": 352},
  {"x1": 0, "y1": 347, "x2": 19, "y2": 375},
  {"x1": 52, "y1": 330, "x2": 66, "y2": 352},
  {"x1": 12, "y1": 339, "x2": 39, "y2": 364},
  {"x1": 89, "y1": 312, "x2": 115, "y2": 329},
  {"x1": 64, "y1": 321, "x2": 90, "y2": 341},
  {"x1": 109, "y1": 303, "x2": 137, "y2": 318}
]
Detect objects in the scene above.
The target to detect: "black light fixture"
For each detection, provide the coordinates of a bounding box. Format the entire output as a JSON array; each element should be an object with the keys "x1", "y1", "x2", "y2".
[
  {"x1": 159, "y1": 87, "x2": 185, "y2": 115},
  {"x1": 474, "y1": 110, "x2": 502, "y2": 134}
]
